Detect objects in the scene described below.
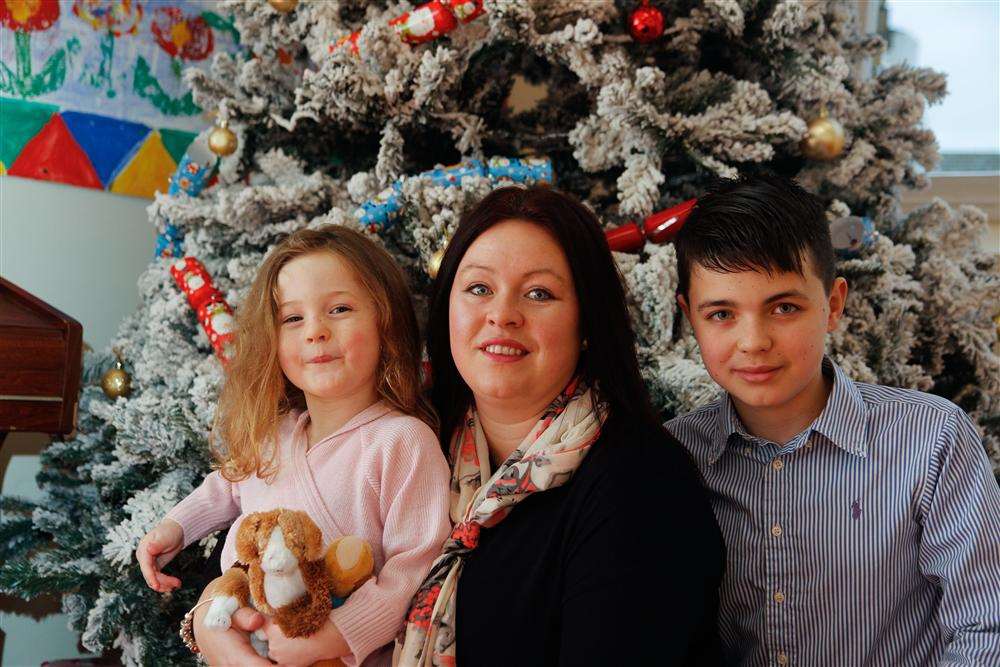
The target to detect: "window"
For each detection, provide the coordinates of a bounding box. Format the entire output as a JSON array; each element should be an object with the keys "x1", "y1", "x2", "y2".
[{"x1": 879, "y1": 0, "x2": 999, "y2": 174}]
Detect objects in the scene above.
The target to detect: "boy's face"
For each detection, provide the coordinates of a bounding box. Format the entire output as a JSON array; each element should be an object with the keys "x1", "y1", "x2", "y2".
[{"x1": 677, "y1": 253, "x2": 847, "y2": 417}]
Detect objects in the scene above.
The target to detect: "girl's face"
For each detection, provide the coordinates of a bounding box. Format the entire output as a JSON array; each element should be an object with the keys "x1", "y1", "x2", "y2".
[
  {"x1": 275, "y1": 251, "x2": 381, "y2": 408},
  {"x1": 449, "y1": 219, "x2": 581, "y2": 416}
]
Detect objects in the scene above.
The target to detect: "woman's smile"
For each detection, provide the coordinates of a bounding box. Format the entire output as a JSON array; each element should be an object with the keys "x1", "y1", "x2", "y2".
[{"x1": 479, "y1": 338, "x2": 528, "y2": 362}]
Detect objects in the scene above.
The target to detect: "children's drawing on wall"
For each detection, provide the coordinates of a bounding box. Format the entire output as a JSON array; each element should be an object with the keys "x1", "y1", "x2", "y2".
[{"x1": 0, "y1": 0, "x2": 240, "y2": 197}]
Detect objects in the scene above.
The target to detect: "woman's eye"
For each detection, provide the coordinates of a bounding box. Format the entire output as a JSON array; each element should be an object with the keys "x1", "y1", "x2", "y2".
[
  {"x1": 774, "y1": 303, "x2": 800, "y2": 315},
  {"x1": 526, "y1": 288, "x2": 552, "y2": 301},
  {"x1": 708, "y1": 310, "x2": 732, "y2": 322},
  {"x1": 467, "y1": 283, "x2": 492, "y2": 296}
]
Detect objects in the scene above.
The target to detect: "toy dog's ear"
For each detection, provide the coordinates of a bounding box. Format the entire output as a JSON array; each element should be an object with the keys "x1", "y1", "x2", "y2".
[
  {"x1": 278, "y1": 510, "x2": 325, "y2": 562},
  {"x1": 235, "y1": 512, "x2": 265, "y2": 563}
]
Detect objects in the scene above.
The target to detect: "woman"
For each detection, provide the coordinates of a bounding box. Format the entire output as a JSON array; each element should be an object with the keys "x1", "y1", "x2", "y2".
[
  {"x1": 397, "y1": 186, "x2": 724, "y2": 665},
  {"x1": 191, "y1": 185, "x2": 724, "y2": 665}
]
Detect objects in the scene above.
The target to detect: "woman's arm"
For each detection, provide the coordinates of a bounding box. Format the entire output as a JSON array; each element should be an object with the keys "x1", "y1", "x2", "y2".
[
  {"x1": 559, "y1": 428, "x2": 724, "y2": 665},
  {"x1": 191, "y1": 576, "x2": 271, "y2": 667}
]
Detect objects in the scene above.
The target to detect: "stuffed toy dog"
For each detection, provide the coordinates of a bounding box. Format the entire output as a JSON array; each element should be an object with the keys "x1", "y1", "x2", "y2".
[{"x1": 204, "y1": 509, "x2": 374, "y2": 665}]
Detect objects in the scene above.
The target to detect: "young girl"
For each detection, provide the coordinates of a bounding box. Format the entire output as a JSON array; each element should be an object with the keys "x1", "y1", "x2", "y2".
[{"x1": 136, "y1": 226, "x2": 451, "y2": 666}]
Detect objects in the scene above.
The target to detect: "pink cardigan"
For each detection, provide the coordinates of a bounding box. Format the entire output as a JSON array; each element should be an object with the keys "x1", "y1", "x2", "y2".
[{"x1": 166, "y1": 401, "x2": 451, "y2": 666}]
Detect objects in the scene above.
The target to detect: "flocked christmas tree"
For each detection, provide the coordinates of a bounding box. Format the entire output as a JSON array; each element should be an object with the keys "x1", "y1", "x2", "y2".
[{"x1": 3, "y1": 1, "x2": 998, "y2": 664}]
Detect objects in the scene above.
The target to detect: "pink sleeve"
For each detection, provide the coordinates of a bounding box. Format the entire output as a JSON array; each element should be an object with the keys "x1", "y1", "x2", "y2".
[
  {"x1": 331, "y1": 422, "x2": 452, "y2": 666},
  {"x1": 165, "y1": 470, "x2": 242, "y2": 548}
]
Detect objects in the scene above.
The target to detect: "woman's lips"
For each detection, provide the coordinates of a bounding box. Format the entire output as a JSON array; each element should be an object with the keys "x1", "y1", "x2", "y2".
[
  {"x1": 733, "y1": 366, "x2": 781, "y2": 383},
  {"x1": 480, "y1": 345, "x2": 528, "y2": 363}
]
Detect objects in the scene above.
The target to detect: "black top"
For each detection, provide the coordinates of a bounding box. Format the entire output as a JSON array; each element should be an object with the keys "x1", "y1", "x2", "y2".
[{"x1": 455, "y1": 414, "x2": 725, "y2": 666}]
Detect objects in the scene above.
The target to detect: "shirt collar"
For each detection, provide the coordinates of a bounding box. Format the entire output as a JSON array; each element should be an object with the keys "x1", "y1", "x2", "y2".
[
  {"x1": 809, "y1": 358, "x2": 869, "y2": 458},
  {"x1": 295, "y1": 400, "x2": 394, "y2": 447},
  {"x1": 707, "y1": 357, "x2": 868, "y2": 464}
]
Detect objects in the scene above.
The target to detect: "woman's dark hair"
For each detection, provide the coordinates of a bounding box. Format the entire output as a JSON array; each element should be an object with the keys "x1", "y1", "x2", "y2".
[
  {"x1": 426, "y1": 185, "x2": 659, "y2": 452},
  {"x1": 674, "y1": 173, "x2": 835, "y2": 298}
]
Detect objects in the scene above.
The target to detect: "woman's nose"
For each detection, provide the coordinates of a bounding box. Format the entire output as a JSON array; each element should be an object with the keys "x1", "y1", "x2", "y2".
[{"x1": 487, "y1": 295, "x2": 524, "y2": 328}]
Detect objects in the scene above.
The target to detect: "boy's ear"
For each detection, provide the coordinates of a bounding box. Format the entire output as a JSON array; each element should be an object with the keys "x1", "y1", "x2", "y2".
[
  {"x1": 826, "y1": 277, "x2": 849, "y2": 332},
  {"x1": 676, "y1": 293, "x2": 692, "y2": 322}
]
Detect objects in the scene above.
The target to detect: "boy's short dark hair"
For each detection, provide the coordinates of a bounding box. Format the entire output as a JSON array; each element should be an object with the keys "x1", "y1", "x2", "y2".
[{"x1": 675, "y1": 173, "x2": 836, "y2": 297}]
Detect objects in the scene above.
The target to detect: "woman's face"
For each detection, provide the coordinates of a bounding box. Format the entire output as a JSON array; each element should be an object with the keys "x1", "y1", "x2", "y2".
[{"x1": 449, "y1": 219, "x2": 581, "y2": 415}]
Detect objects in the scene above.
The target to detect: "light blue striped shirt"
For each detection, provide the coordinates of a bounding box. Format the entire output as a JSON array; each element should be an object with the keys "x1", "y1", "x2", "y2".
[{"x1": 666, "y1": 358, "x2": 1000, "y2": 666}]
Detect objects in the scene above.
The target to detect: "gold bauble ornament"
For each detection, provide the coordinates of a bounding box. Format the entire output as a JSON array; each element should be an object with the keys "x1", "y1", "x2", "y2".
[
  {"x1": 427, "y1": 247, "x2": 446, "y2": 280},
  {"x1": 268, "y1": 0, "x2": 298, "y2": 13},
  {"x1": 208, "y1": 123, "x2": 238, "y2": 157},
  {"x1": 801, "y1": 109, "x2": 846, "y2": 161},
  {"x1": 101, "y1": 353, "x2": 132, "y2": 399}
]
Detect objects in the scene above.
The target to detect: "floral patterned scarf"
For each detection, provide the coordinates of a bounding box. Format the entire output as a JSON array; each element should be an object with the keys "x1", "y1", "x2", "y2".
[{"x1": 395, "y1": 377, "x2": 605, "y2": 666}]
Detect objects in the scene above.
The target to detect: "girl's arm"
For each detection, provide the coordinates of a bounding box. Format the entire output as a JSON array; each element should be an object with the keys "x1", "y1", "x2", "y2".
[
  {"x1": 137, "y1": 471, "x2": 242, "y2": 592},
  {"x1": 256, "y1": 615, "x2": 351, "y2": 666},
  {"x1": 329, "y1": 423, "x2": 452, "y2": 666},
  {"x1": 166, "y1": 469, "x2": 243, "y2": 549}
]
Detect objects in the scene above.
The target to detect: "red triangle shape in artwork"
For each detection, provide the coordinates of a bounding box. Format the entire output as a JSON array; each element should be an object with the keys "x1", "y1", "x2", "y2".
[{"x1": 8, "y1": 114, "x2": 103, "y2": 189}]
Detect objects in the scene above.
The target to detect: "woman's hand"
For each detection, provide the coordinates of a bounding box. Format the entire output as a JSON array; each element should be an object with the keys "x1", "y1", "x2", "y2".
[
  {"x1": 192, "y1": 577, "x2": 271, "y2": 667},
  {"x1": 259, "y1": 615, "x2": 350, "y2": 667},
  {"x1": 136, "y1": 518, "x2": 184, "y2": 592}
]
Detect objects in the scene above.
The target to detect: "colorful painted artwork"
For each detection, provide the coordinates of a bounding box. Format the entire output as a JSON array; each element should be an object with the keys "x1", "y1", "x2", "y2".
[{"x1": 0, "y1": 0, "x2": 239, "y2": 197}]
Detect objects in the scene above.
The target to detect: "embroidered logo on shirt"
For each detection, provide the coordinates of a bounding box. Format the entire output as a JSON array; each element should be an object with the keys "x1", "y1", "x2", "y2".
[{"x1": 851, "y1": 499, "x2": 862, "y2": 520}]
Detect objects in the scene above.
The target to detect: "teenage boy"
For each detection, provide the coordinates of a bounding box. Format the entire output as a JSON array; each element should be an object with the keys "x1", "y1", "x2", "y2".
[{"x1": 666, "y1": 174, "x2": 1000, "y2": 665}]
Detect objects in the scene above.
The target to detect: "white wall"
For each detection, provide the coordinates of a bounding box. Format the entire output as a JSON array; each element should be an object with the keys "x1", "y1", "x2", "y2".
[
  {"x1": 1, "y1": 175, "x2": 155, "y2": 351},
  {"x1": 0, "y1": 174, "x2": 155, "y2": 666}
]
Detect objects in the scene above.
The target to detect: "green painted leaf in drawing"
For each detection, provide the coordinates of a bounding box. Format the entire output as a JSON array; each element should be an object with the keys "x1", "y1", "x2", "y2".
[
  {"x1": 132, "y1": 56, "x2": 201, "y2": 117},
  {"x1": 201, "y1": 12, "x2": 240, "y2": 45}
]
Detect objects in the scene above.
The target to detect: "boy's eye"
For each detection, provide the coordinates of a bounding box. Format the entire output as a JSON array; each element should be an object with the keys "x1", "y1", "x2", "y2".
[
  {"x1": 467, "y1": 283, "x2": 492, "y2": 296},
  {"x1": 774, "y1": 303, "x2": 800, "y2": 315},
  {"x1": 526, "y1": 287, "x2": 553, "y2": 301},
  {"x1": 708, "y1": 310, "x2": 732, "y2": 322}
]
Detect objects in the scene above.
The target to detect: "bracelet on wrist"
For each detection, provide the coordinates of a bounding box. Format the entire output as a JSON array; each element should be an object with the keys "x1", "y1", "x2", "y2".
[{"x1": 179, "y1": 598, "x2": 216, "y2": 654}]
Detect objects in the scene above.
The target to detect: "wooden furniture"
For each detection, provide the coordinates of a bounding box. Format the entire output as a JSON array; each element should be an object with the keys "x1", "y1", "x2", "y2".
[{"x1": 0, "y1": 277, "x2": 83, "y2": 443}]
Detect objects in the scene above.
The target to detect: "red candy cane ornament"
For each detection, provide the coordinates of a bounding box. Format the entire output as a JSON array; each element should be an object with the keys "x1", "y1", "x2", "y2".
[
  {"x1": 604, "y1": 198, "x2": 697, "y2": 252},
  {"x1": 332, "y1": 0, "x2": 484, "y2": 54},
  {"x1": 169, "y1": 257, "x2": 236, "y2": 363}
]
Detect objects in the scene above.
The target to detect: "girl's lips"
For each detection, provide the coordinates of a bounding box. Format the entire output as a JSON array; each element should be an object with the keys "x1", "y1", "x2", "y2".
[
  {"x1": 733, "y1": 366, "x2": 781, "y2": 383},
  {"x1": 307, "y1": 355, "x2": 334, "y2": 364}
]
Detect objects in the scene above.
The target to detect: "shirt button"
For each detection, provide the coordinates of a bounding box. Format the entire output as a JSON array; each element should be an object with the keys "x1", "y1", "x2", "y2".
[
  {"x1": 772, "y1": 458, "x2": 785, "y2": 471},
  {"x1": 777, "y1": 652, "x2": 789, "y2": 665},
  {"x1": 771, "y1": 523, "x2": 783, "y2": 537},
  {"x1": 774, "y1": 590, "x2": 785, "y2": 604},
  {"x1": 744, "y1": 447, "x2": 752, "y2": 455}
]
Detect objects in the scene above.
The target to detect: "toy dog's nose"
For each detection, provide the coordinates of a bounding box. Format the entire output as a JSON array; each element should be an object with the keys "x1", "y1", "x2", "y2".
[{"x1": 261, "y1": 526, "x2": 297, "y2": 574}]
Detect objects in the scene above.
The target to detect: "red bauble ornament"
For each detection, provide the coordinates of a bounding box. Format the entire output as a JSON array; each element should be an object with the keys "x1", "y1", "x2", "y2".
[{"x1": 629, "y1": 2, "x2": 664, "y2": 43}]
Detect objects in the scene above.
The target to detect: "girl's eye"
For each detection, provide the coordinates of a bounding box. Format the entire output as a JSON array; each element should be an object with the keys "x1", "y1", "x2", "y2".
[
  {"x1": 708, "y1": 310, "x2": 732, "y2": 322},
  {"x1": 774, "y1": 303, "x2": 800, "y2": 315},
  {"x1": 467, "y1": 283, "x2": 492, "y2": 296},
  {"x1": 330, "y1": 305, "x2": 351, "y2": 315},
  {"x1": 526, "y1": 288, "x2": 553, "y2": 301},
  {"x1": 282, "y1": 315, "x2": 301, "y2": 324}
]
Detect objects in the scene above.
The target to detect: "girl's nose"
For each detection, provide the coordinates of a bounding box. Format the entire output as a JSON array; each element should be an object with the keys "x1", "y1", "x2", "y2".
[{"x1": 305, "y1": 321, "x2": 330, "y2": 343}]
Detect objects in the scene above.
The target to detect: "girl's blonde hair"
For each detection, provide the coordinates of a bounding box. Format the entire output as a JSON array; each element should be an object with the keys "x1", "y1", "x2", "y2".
[{"x1": 212, "y1": 225, "x2": 436, "y2": 482}]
